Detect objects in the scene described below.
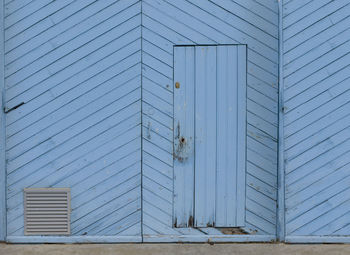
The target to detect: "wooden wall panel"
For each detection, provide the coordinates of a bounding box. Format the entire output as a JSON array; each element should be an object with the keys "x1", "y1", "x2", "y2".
[
  {"x1": 283, "y1": 0, "x2": 350, "y2": 239},
  {"x1": 5, "y1": 0, "x2": 142, "y2": 238},
  {"x1": 3, "y1": 0, "x2": 279, "y2": 242},
  {"x1": 141, "y1": 0, "x2": 279, "y2": 238}
]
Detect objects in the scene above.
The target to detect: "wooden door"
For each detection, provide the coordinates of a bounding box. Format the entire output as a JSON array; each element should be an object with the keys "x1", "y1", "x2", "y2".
[{"x1": 173, "y1": 45, "x2": 247, "y2": 228}]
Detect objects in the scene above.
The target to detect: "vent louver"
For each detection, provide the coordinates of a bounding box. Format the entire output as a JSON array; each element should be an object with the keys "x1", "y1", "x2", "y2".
[{"x1": 24, "y1": 188, "x2": 71, "y2": 235}]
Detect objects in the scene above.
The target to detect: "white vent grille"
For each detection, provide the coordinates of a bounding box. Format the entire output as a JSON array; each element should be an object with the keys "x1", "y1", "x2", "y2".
[{"x1": 24, "y1": 188, "x2": 71, "y2": 235}]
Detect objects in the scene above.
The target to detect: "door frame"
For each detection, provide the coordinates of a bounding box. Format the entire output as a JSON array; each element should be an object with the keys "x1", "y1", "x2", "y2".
[{"x1": 172, "y1": 44, "x2": 247, "y2": 229}]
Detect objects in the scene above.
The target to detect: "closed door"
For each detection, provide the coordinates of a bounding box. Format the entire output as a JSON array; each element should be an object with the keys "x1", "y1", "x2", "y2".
[{"x1": 173, "y1": 45, "x2": 247, "y2": 228}]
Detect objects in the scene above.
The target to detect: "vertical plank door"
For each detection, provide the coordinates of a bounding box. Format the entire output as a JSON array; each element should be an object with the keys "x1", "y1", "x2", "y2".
[
  {"x1": 215, "y1": 45, "x2": 246, "y2": 227},
  {"x1": 173, "y1": 46, "x2": 195, "y2": 227},
  {"x1": 173, "y1": 45, "x2": 246, "y2": 228},
  {"x1": 194, "y1": 46, "x2": 217, "y2": 227}
]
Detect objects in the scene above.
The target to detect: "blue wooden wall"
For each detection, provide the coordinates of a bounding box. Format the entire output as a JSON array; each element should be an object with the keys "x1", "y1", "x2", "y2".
[
  {"x1": 4, "y1": 0, "x2": 142, "y2": 240},
  {"x1": 3, "y1": 0, "x2": 350, "y2": 243},
  {"x1": 141, "y1": 0, "x2": 279, "y2": 240},
  {"x1": 2, "y1": 0, "x2": 279, "y2": 242},
  {"x1": 282, "y1": 0, "x2": 350, "y2": 242}
]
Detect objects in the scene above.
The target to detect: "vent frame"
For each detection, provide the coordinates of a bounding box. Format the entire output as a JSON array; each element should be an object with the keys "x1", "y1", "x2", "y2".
[{"x1": 24, "y1": 188, "x2": 71, "y2": 236}]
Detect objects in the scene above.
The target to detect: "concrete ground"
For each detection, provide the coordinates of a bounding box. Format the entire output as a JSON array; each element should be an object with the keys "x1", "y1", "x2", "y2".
[{"x1": 1, "y1": 243, "x2": 350, "y2": 255}]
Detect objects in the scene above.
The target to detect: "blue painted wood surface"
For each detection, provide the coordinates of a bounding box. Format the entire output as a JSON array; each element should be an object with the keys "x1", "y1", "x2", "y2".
[
  {"x1": 216, "y1": 46, "x2": 239, "y2": 227},
  {"x1": 277, "y1": 0, "x2": 285, "y2": 242},
  {"x1": 283, "y1": 0, "x2": 350, "y2": 241},
  {"x1": 173, "y1": 45, "x2": 246, "y2": 228},
  {"x1": 142, "y1": 0, "x2": 278, "y2": 237},
  {"x1": 3, "y1": 0, "x2": 350, "y2": 244},
  {"x1": 194, "y1": 46, "x2": 217, "y2": 227},
  {"x1": 173, "y1": 46, "x2": 195, "y2": 228},
  {"x1": 0, "y1": 0, "x2": 6, "y2": 241},
  {"x1": 6, "y1": 233, "x2": 275, "y2": 243},
  {"x1": 2, "y1": 0, "x2": 279, "y2": 242},
  {"x1": 4, "y1": 0, "x2": 142, "y2": 238}
]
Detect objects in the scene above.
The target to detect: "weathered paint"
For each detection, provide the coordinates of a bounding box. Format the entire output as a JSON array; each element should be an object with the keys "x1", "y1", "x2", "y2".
[
  {"x1": 4, "y1": 0, "x2": 142, "y2": 239},
  {"x1": 142, "y1": 0, "x2": 279, "y2": 239},
  {"x1": 283, "y1": 0, "x2": 350, "y2": 242},
  {"x1": 173, "y1": 46, "x2": 195, "y2": 228},
  {"x1": 173, "y1": 45, "x2": 246, "y2": 228},
  {"x1": 1, "y1": 0, "x2": 280, "y2": 243},
  {"x1": 2, "y1": 0, "x2": 350, "y2": 244}
]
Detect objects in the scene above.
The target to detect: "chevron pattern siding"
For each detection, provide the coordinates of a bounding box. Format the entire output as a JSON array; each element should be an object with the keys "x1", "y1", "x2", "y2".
[
  {"x1": 3, "y1": 0, "x2": 279, "y2": 241},
  {"x1": 141, "y1": 0, "x2": 279, "y2": 238},
  {"x1": 283, "y1": 0, "x2": 350, "y2": 237},
  {"x1": 5, "y1": 0, "x2": 142, "y2": 237}
]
